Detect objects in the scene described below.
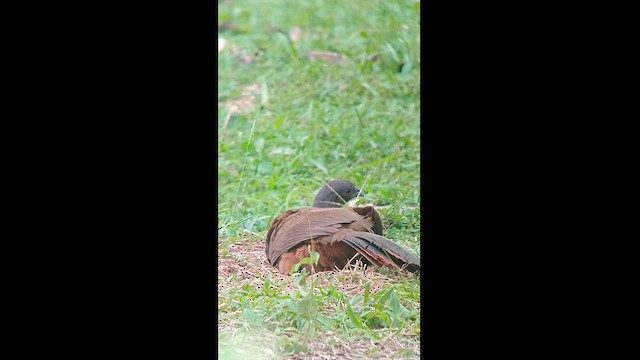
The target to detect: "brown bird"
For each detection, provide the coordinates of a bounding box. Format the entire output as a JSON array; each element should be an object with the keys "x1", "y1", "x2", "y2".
[{"x1": 265, "y1": 179, "x2": 420, "y2": 274}]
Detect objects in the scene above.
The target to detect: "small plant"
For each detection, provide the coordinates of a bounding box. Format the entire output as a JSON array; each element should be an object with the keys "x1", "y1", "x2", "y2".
[{"x1": 289, "y1": 246, "x2": 320, "y2": 353}]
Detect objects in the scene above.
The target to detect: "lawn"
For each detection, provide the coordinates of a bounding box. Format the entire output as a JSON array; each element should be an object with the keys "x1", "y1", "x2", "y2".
[{"x1": 218, "y1": 0, "x2": 421, "y2": 358}]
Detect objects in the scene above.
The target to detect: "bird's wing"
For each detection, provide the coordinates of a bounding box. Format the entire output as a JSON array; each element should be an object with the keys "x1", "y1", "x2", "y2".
[
  {"x1": 266, "y1": 208, "x2": 369, "y2": 265},
  {"x1": 323, "y1": 229, "x2": 421, "y2": 273},
  {"x1": 348, "y1": 206, "x2": 384, "y2": 235}
]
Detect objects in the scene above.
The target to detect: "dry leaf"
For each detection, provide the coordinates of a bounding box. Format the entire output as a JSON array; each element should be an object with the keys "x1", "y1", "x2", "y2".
[
  {"x1": 218, "y1": 21, "x2": 236, "y2": 32},
  {"x1": 308, "y1": 51, "x2": 350, "y2": 65},
  {"x1": 225, "y1": 84, "x2": 261, "y2": 114},
  {"x1": 226, "y1": 43, "x2": 256, "y2": 64},
  {"x1": 239, "y1": 55, "x2": 255, "y2": 64},
  {"x1": 242, "y1": 84, "x2": 260, "y2": 95},
  {"x1": 289, "y1": 27, "x2": 302, "y2": 43}
]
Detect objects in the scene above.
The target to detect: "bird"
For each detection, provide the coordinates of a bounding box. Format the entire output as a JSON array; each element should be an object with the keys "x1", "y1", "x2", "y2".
[{"x1": 265, "y1": 179, "x2": 420, "y2": 274}]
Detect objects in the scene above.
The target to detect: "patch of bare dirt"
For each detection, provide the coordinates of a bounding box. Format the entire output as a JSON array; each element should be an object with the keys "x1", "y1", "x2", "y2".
[
  {"x1": 219, "y1": 238, "x2": 419, "y2": 297},
  {"x1": 218, "y1": 237, "x2": 420, "y2": 359}
]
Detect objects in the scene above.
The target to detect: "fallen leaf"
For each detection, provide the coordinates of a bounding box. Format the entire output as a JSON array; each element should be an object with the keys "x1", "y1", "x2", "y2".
[
  {"x1": 308, "y1": 51, "x2": 350, "y2": 65},
  {"x1": 225, "y1": 84, "x2": 261, "y2": 114},
  {"x1": 242, "y1": 84, "x2": 260, "y2": 95},
  {"x1": 224, "y1": 43, "x2": 257, "y2": 64},
  {"x1": 225, "y1": 96, "x2": 255, "y2": 114},
  {"x1": 239, "y1": 56, "x2": 254, "y2": 64},
  {"x1": 218, "y1": 21, "x2": 236, "y2": 32}
]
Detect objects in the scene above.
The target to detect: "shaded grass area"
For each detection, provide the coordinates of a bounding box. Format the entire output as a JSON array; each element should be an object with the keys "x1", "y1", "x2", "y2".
[{"x1": 218, "y1": 0, "x2": 420, "y2": 358}]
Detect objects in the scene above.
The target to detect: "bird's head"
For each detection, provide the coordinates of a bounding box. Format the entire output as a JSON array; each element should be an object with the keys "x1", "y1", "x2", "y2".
[{"x1": 312, "y1": 179, "x2": 363, "y2": 208}]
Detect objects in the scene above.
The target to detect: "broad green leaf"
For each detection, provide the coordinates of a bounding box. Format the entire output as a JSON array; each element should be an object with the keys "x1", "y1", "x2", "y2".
[
  {"x1": 311, "y1": 251, "x2": 320, "y2": 265},
  {"x1": 346, "y1": 303, "x2": 366, "y2": 330}
]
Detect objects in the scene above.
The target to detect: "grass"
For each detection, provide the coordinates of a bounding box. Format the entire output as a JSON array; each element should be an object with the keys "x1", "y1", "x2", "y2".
[{"x1": 218, "y1": 0, "x2": 420, "y2": 358}]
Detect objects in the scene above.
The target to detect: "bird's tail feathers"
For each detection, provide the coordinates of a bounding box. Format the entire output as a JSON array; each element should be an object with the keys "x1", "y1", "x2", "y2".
[{"x1": 341, "y1": 232, "x2": 420, "y2": 273}]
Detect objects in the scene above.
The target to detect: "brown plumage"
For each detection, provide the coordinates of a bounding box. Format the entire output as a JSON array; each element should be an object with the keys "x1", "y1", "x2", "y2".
[{"x1": 265, "y1": 179, "x2": 420, "y2": 274}]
